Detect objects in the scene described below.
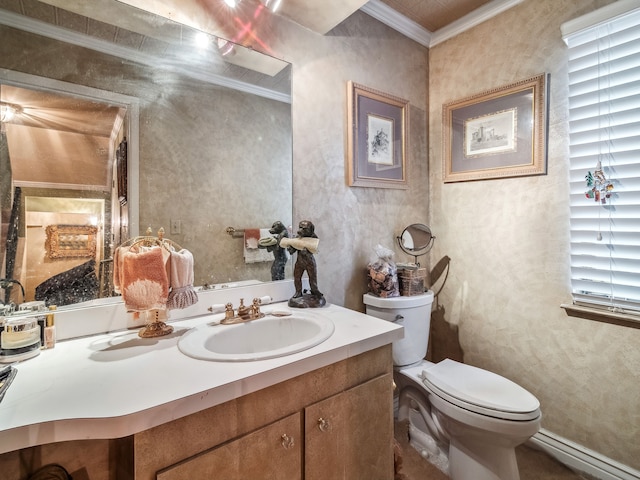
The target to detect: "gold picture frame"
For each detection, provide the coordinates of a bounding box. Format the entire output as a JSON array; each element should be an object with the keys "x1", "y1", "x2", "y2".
[
  {"x1": 443, "y1": 73, "x2": 548, "y2": 183},
  {"x1": 347, "y1": 81, "x2": 409, "y2": 189},
  {"x1": 45, "y1": 225, "x2": 98, "y2": 259}
]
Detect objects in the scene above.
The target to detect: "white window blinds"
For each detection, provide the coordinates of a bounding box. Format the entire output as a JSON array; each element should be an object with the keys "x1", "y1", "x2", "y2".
[{"x1": 565, "y1": 7, "x2": 640, "y2": 314}]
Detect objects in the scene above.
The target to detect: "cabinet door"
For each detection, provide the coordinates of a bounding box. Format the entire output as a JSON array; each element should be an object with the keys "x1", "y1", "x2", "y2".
[
  {"x1": 305, "y1": 374, "x2": 393, "y2": 480},
  {"x1": 157, "y1": 412, "x2": 302, "y2": 480}
]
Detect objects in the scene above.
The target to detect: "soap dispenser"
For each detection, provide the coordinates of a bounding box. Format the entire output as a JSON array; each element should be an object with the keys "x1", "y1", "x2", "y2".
[{"x1": 44, "y1": 305, "x2": 56, "y2": 349}]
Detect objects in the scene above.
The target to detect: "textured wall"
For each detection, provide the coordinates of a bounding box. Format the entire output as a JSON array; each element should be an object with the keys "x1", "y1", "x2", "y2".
[
  {"x1": 270, "y1": 11, "x2": 430, "y2": 309},
  {"x1": 428, "y1": 0, "x2": 640, "y2": 469},
  {"x1": 137, "y1": 80, "x2": 292, "y2": 286}
]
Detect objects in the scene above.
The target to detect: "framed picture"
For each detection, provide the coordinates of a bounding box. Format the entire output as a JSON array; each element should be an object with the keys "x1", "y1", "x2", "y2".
[
  {"x1": 443, "y1": 73, "x2": 548, "y2": 183},
  {"x1": 45, "y1": 225, "x2": 98, "y2": 259},
  {"x1": 347, "y1": 82, "x2": 409, "y2": 189}
]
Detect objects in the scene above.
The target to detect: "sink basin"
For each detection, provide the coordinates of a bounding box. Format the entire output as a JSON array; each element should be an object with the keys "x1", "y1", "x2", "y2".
[{"x1": 178, "y1": 312, "x2": 335, "y2": 362}]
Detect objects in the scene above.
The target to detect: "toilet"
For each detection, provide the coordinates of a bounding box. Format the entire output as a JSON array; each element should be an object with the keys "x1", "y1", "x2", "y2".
[{"x1": 364, "y1": 292, "x2": 541, "y2": 480}]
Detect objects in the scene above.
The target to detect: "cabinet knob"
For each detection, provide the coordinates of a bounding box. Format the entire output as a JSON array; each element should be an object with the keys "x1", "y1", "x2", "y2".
[
  {"x1": 280, "y1": 434, "x2": 295, "y2": 449},
  {"x1": 317, "y1": 417, "x2": 330, "y2": 432}
]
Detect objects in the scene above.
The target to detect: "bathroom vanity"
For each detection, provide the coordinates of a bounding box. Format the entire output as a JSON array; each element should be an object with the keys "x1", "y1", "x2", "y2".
[{"x1": 0, "y1": 283, "x2": 402, "y2": 480}]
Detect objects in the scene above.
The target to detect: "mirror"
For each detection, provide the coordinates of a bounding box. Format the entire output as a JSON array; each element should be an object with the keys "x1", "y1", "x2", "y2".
[
  {"x1": 397, "y1": 224, "x2": 435, "y2": 265},
  {"x1": 0, "y1": 1, "x2": 292, "y2": 308}
]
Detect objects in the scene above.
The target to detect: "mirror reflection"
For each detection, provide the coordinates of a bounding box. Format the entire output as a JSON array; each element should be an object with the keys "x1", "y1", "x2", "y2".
[
  {"x1": 0, "y1": 1, "x2": 292, "y2": 308},
  {"x1": 397, "y1": 224, "x2": 435, "y2": 264}
]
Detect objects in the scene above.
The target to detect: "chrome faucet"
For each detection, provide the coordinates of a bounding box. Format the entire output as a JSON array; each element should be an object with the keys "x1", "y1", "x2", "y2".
[{"x1": 220, "y1": 298, "x2": 265, "y2": 325}]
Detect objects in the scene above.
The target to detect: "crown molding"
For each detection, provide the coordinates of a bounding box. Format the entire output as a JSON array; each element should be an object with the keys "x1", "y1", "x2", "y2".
[
  {"x1": 360, "y1": 0, "x2": 431, "y2": 47},
  {"x1": 361, "y1": 0, "x2": 525, "y2": 48},
  {"x1": 430, "y1": 0, "x2": 525, "y2": 46},
  {"x1": 0, "y1": 9, "x2": 291, "y2": 104}
]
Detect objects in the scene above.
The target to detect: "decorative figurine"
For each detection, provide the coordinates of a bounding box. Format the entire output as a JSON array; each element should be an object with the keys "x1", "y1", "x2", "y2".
[
  {"x1": 585, "y1": 160, "x2": 614, "y2": 204},
  {"x1": 282, "y1": 220, "x2": 326, "y2": 308},
  {"x1": 259, "y1": 221, "x2": 289, "y2": 281}
]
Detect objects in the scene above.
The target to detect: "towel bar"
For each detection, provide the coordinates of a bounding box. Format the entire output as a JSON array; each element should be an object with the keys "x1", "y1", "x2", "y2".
[{"x1": 226, "y1": 227, "x2": 245, "y2": 238}]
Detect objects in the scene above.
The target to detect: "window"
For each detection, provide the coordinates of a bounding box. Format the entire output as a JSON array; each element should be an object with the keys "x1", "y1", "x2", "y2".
[{"x1": 564, "y1": 5, "x2": 640, "y2": 315}]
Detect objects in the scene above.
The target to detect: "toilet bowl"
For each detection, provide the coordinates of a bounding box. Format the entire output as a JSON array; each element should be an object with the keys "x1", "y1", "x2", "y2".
[{"x1": 363, "y1": 292, "x2": 541, "y2": 480}]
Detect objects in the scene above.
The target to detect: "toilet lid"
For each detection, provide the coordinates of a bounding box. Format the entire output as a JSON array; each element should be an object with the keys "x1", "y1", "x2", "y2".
[{"x1": 421, "y1": 359, "x2": 540, "y2": 420}]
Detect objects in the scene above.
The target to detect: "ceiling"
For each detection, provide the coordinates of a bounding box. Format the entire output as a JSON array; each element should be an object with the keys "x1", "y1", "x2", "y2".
[
  {"x1": 107, "y1": 0, "x2": 523, "y2": 48},
  {"x1": 1, "y1": 85, "x2": 122, "y2": 139},
  {"x1": 379, "y1": 0, "x2": 493, "y2": 32},
  {"x1": 272, "y1": 0, "x2": 524, "y2": 46},
  {"x1": 1, "y1": 85, "x2": 124, "y2": 191}
]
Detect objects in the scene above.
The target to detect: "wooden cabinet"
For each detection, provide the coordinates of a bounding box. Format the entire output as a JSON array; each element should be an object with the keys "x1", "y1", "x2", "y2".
[
  {"x1": 128, "y1": 345, "x2": 394, "y2": 480},
  {"x1": 157, "y1": 413, "x2": 303, "y2": 480},
  {"x1": 305, "y1": 375, "x2": 393, "y2": 480},
  {"x1": 156, "y1": 374, "x2": 393, "y2": 480},
  {"x1": 0, "y1": 346, "x2": 395, "y2": 480}
]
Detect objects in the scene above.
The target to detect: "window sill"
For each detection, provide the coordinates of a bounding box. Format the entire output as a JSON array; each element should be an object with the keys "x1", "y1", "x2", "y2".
[{"x1": 561, "y1": 303, "x2": 640, "y2": 329}]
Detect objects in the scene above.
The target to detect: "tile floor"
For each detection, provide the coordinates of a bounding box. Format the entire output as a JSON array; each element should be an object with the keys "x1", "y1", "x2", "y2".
[{"x1": 394, "y1": 421, "x2": 586, "y2": 480}]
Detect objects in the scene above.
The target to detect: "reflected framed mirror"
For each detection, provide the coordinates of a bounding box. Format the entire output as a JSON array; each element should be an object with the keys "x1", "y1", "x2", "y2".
[{"x1": 0, "y1": 0, "x2": 292, "y2": 309}]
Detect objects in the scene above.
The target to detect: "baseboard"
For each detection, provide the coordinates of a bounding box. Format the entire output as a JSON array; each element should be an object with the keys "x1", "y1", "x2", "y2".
[{"x1": 528, "y1": 428, "x2": 640, "y2": 480}]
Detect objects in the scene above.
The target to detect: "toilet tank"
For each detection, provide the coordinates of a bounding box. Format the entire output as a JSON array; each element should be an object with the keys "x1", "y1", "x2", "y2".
[{"x1": 363, "y1": 291, "x2": 434, "y2": 367}]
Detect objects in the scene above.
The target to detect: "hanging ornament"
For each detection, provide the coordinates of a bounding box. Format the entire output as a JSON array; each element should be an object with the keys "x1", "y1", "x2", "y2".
[{"x1": 585, "y1": 159, "x2": 614, "y2": 204}]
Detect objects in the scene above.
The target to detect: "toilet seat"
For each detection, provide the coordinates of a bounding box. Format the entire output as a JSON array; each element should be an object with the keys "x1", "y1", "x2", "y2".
[{"x1": 420, "y1": 359, "x2": 540, "y2": 421}]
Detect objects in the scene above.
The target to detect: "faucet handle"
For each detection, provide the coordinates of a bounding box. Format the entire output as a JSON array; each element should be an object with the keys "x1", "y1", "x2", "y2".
[
  {"x1": 250, "y1": 298, "x2": 261, "y2": 317},
  {"x1": 224, "y1": 302, "x2": 235, "y2": 320}
]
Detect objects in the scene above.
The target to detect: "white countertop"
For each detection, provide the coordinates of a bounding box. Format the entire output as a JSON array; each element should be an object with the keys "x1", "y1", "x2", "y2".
[{"x1": 0, "y1": 302, "x2": 402, "y2": 454}]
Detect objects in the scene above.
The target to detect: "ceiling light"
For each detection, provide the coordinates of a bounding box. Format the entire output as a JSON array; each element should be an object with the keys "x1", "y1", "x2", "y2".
[
  {"x1": 224, "y1": 0, "x2": 239, "y2": 7},
  {"x1": 0, "y1": 101, "x2": 22, "y2": 123},
  {"x1": 193, "y1": 31, "x2": 211, "y2": 50}
]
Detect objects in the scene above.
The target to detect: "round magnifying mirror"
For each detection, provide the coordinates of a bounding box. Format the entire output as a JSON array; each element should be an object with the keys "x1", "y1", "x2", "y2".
[{"x1": 397, "y1": 224, "x2": 435, "y2": 264}]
